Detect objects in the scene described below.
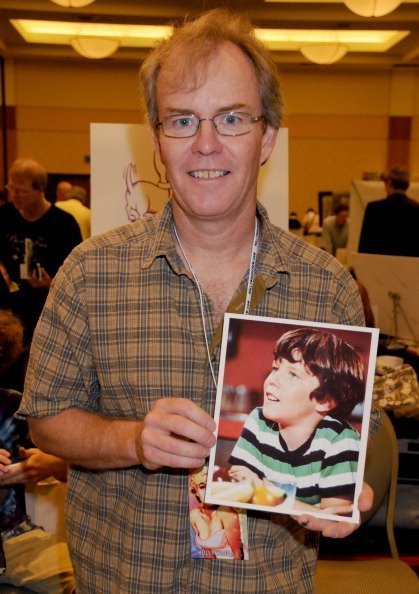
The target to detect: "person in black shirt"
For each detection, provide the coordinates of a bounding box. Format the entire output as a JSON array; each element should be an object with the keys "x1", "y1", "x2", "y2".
[
  {"x1": 0, "y1": 159, "x2": 82, "y2": 342},
  {"x1": 358, "y1": 165, "x2": 419, "y2": 257}
]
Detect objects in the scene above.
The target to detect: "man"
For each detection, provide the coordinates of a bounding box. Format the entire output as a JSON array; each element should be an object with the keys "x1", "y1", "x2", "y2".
[
  {"x1": 55, "y1": 180, "x2": 73, "y2": 204},
  {"x1": 0, "y1": 159, "x2": 82, "y2": 341},
  {"x1": 18, "y1": 10, "x2": 375, "y2": 594},
  {"x1": 358, "y1": 165, "x2": 419, "y2": 257},
  {"x1": 55, "y1": 185, "x2": 91, "y2": 241},
  {"x1": 0, "y1": 309, "x2": 74, "y2": 593},
  {"x1": 321, "y1": 204, "x2": 349, "y2": 257}
]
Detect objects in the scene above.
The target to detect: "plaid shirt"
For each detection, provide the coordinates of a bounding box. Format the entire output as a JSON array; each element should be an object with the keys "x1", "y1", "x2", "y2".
[{"x1": 19, "y1": 201, "x2": 367, "y2": 594}]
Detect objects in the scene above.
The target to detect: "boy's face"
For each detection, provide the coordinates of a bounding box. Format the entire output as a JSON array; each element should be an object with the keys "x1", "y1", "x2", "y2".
[{"x1": 262, "y1": 352, "x2": 321, "y2": 426}]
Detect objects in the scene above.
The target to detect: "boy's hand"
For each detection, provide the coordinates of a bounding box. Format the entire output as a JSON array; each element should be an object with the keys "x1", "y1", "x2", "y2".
[
  {"x1": 291, "y1": 482, "x2": 373, "y2": 538},
  {"x1": 228, "y1": 465, "x2": 261, "y2": 484}
]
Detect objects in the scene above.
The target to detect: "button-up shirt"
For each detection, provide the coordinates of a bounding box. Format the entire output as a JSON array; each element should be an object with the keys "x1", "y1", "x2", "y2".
[{"x1": 19, "y1": 200, "x2": 368, "y2": 594}]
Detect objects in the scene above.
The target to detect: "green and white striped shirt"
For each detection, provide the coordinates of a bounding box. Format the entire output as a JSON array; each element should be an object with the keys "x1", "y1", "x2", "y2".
[{"x1": 229, "y1": 407, "x2": 360, "y2": 505}]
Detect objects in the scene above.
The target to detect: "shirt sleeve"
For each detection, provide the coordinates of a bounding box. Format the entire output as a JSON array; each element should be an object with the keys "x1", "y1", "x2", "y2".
[{"x1": 17, "y1": 250, "x2": 100, "y2": 419}]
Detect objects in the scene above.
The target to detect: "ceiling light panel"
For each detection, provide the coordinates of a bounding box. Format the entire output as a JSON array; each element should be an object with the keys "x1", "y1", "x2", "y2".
[
  {"x1": 11, "y1": 20, "x2": 409, "y2": 54},
  {"x1": 255, "y1": 29, "x2": 408, "y2": 52},
  {"x1": 11, "y1": 20, "x2": 173, "y2": 48}
]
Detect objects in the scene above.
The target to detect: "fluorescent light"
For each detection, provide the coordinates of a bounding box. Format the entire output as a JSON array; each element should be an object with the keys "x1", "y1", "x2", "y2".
[
  {"x1": 254, "y1": 29, "x2": 408, "y2": 52},
  {"x1": 11, "y1": 20, "x2": 173, "y2": 48},
  {"x1": 10, "y1": 19, "x2": 409, "y2": 54}
]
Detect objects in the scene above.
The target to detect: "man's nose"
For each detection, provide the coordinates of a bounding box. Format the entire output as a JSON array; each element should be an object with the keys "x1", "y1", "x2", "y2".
[{"x1": 191, "y1": 119, "x2": 223, "y2": 154}]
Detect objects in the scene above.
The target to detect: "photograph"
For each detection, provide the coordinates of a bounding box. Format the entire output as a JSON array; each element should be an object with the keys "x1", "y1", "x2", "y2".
[{"x1": 206, "y1": 314, "x2": 379, "y2": 523}]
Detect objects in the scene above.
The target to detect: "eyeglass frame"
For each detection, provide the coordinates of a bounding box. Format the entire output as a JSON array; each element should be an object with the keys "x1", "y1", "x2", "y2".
[
  {"x1": 5, "y1": 183, "x2": 35, "y2": 197},
  {"x1": 156, "y1": 111, "x2": 265, "y2": 138}
]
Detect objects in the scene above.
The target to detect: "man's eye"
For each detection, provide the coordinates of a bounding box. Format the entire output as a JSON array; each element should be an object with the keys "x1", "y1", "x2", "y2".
[
  {"x1": 173, "y1": 117, "x2": 194, "y2": 128},
  {"x1": 222, "y1": 113, "x2": 242, "y2": 126}
]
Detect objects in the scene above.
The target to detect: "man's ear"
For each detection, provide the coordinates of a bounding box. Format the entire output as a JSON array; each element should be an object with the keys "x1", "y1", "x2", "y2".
[
  {"x1": 151, "y1": 129, "x2": 162, "y2": 157},
  {"x1": 315, "y1": 395, "x2": 337, "y2": 414},
  {"x1": 260, "y1": 125, "x2": 278, "y2": 167}
]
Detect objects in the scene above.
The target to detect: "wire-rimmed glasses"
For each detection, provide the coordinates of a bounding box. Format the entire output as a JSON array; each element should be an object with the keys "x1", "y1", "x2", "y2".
[{"x1": 156, "y1": 111, "x2": 265, "y2": 138}]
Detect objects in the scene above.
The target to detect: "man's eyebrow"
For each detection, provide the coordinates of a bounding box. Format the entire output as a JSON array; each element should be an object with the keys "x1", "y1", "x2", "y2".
[
  {"x1": 161, "y1": 108, "x2": 195, "y2": 117},
  {"x1": 217, "y1": 103, "x2": 248, "y2": 112},
  {"x1": 161, "y1": 103, "x2": 249, "y2": 116}
]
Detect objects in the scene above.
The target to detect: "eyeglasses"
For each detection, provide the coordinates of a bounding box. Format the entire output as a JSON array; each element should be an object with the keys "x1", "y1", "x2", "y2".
[
  {"x1": 156, "y1": 111, "x2": 265, "y2": 138},
  {"x1": 5, "y1": 183, "x2": 33, "y2": 197}
]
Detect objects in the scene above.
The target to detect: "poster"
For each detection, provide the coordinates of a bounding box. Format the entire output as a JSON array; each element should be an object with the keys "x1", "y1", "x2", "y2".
[{"x1": 206, "y1": 314, "x2": 379, "y2": 523}]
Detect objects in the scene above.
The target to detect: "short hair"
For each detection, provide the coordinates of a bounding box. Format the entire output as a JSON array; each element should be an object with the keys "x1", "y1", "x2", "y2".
[
  {"x1": 9, "y1": 158, "x2": 48, "y2": 191},
  {"x1": 334, "y1": 204, "x2": 349, "y2": 215},
  {"x1": 0, "y1": 310, "x2": 24, "y2": 374},
  {"x1": 139, "y1": 8, "x2": 283, "y2": 131},
  {"x1": 273, "y1": 327, "x2": 364, "y2": 420},
  {"x1": 384, "y1": 165, "x2": 410, "y2": 191},
  {"x1": 67, "y1": 185, "x2": 87, "y2": 205}
]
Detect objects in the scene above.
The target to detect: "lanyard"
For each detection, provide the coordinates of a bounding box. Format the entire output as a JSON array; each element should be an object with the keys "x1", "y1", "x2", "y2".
[{"x1": 174, "y1": 218, "x2": 259, "y2": 389}]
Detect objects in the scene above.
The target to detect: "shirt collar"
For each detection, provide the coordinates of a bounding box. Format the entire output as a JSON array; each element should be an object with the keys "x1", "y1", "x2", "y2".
[{"x1": 141, "y1": 198, "x2": 291, "y2": 280}]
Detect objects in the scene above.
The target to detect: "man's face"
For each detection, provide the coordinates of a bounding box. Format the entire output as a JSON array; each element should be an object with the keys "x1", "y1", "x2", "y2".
[
  {"x1": 335, "y1": 210, "x2": 349, "y2": 228},
  {"x1": 153, "y1": 41, "x2": 277, "y2": 223},
  {"x1": 7, "y1": 176, "x2": 41, "y2": 212},
  {"x1": 262, "y1": 353, "x2": 321, "y2": 427}
]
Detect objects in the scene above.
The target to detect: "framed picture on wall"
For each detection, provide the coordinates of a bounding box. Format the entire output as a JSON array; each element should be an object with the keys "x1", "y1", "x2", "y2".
[{"x1": 206, "y1": 313, "x2": 379, "y2": 523}]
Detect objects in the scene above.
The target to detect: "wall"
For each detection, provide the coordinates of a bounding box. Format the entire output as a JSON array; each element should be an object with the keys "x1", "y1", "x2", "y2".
[{"x1": 2, "y1": 57, "x2": 419, "y2": 221}]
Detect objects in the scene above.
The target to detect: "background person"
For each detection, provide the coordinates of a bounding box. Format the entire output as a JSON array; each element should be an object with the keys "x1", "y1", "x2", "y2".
[
  {"x1": 0, "y1": 309, "x2": 74, "y2": 593},
  {"x1": 55, "y1": 185, "x2": 91, "y2": 241},
  {"x1": 18, "y1": 10, "x2": 375, "y2": 594},
  {"x1": 0, "y1": 159, "x2": 82, "y2": 342},
  {"x1": 358, "y1": 165, "x2": 419, "y2": 257},
  {"x1": 321, "y1": 204, "x2": 349, "y2": 257},
  {"x1": 55, "y1": 181, "x2": 73, "y2": 204}
]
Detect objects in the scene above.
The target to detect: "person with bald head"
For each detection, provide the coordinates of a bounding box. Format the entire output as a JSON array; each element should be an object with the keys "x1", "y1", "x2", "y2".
[
  {"x1": 0, "y1": 158, "x2": 82, "y2": 341},
  {"x1": 55, "y1": 180, "x2": 73, "y2": 204}
]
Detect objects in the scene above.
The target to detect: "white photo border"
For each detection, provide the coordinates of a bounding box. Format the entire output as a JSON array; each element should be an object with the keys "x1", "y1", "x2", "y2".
[{"x1": 206, "y1": 313, "x2": 379, "y2": 523}]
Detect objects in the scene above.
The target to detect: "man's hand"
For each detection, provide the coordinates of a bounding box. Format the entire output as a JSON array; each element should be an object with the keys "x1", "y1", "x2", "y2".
[
  {"x1": 0, "y1": 448, "x2": 12, "y2": 473},
  {"x1": 0, "y1": 447, "x2": 68, "y2": 485},
  {"x1": 291, "y1": 482, "x2": 374, "y2": 538},
  {"x1": 27, "y1": 267, "x2": 51, "y2": 289},
  {"x1": 136, "y1": 398, "x2": 216, "y2": 470}
]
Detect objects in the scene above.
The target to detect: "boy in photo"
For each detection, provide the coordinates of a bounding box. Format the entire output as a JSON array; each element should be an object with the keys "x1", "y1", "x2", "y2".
[{"x1": 228, "y1": 327, "x2": 365, "y2": 515}]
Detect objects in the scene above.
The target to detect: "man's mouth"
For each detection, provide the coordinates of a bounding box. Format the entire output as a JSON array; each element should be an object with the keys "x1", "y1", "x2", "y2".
[
  {"x1": 188, "y1": 170, "x2": 229, "y2": 179},
  {"x1": 266, "y1": 393, "x2": 279, "y2": 402}
]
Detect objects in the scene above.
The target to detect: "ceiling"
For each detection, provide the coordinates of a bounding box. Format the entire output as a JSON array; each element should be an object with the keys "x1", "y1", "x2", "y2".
[{"x1": 1, "y1": 0, "x2": 419, "y2": 69}]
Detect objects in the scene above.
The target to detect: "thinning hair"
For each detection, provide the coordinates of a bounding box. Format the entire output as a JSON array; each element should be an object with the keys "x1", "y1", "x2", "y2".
[
  {"x1": 139, "y1": 8, "x2": 283, "y2": 131},
  {"x1": 9, "y1": 158, "x2": 48, "y2": 191},
  {"x1": 274, "y1": 327, "x2": 365, "y2": 420}
]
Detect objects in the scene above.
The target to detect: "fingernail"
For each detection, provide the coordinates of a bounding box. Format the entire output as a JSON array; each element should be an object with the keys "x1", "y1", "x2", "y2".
[
  {"x1": 207, "y1": 420, "x2": 216, "y2": 432},
  {"x1": 207, "y1": 434, "x2": 216, "y2": 447}
]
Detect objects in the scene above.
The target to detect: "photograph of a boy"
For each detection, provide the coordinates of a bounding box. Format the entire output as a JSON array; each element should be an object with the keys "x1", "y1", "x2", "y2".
[{"x1": 227, "y1": 326, "x2": 365, "y2": 516}]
